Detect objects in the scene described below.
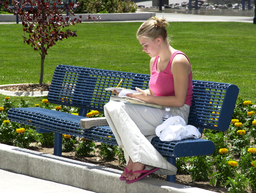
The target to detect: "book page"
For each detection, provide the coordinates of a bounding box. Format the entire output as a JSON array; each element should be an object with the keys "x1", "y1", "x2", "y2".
[
  {"x1": 118, "y1": 89, "x2": 139, "y2": 97},
  {"x1": 105, "y1": 87, "x2": 124, "y2": 92}
]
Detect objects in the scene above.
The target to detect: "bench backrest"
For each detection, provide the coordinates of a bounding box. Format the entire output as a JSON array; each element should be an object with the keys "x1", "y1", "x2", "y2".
[{"x1": 48, "y1": 65, "x2": 239, "y2": 132}]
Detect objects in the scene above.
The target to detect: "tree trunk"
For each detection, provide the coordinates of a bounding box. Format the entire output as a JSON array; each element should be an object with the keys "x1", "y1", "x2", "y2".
[{"x1": 39, "y1": 53, "x2": 45, "y2": 86}]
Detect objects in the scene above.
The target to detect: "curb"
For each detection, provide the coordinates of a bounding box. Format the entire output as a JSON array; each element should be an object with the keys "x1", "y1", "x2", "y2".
[
  {"x1": 0, "y1": 143, "x2": 215, "y2": 193},
  {"x1": 0, "y1": 84, "x2": 48, "y2": 97},
  {"x1": 0, "y1": 12, "x2": 155, "y2": 23}
]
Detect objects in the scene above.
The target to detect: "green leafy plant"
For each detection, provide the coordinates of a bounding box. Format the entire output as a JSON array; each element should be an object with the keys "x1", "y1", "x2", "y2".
[
  {"x1": 2, "y1": 97, "x2": 14, "y2": 112},
  {"x1": 14, "y1": 126, "x2": 39, "y2": 148},
  {"x1": 99, "y1": 143, "x2": 117, "y2": 161},
  {"x1": 62, "y1": 134, "x2": 76, "y2": 152},
  {"x1": 188, "y1": 155, "x2": 213, "y2": 182},
  {"x1": 225, "y1": 172, "x2": 249, "y2": 193},
  {"x1": 76, "y1": 139, "x2": 96, "y2": 157},
  {"x1": 116, "y1": 147, "x2": 125, "y2": 165},
  {"x1": 0, "y1": 119, "x2": 15, "y2": 145},
  {"x1": 39, "y1": 133, "x2": 54, "y2": 147}
]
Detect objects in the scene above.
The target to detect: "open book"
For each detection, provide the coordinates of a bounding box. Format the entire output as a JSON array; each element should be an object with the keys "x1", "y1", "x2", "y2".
[{"x1": 105, "y1": 87, "x2": 163, "y2": 109}]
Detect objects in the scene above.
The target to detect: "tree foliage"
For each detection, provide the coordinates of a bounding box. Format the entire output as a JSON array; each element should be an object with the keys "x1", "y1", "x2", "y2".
[{"x1": 8, "y1": 0, "x2": 82, "y2": 85}]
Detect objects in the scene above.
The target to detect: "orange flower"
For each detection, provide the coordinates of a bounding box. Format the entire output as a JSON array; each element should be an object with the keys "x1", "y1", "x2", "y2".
[
  {"x1": 219, "y1": 148, "x2": 228, "y2": 154},
  {"x1": 236, "y1": 130, "x2": 246, "y2": 135},
  {"x1": 231, "y1": 119, "x2": 239, "y2": 124},
  {"x1": 42, "y1": 99, "x2": 49, "y2": 103},
  {"x1": 247, "y1": 111, "x2": 255, "y2": 116},
  {"x1": 248, "y1": 148, "x2": 256, "y2": 154},
  {"x1": 3, "y1": 120, "x2": 10, "y2": 124},
  {"x1": 243, "y1": 100, "x2": 252, "y2": 105},
  {"x1": 16, "y1": 128, "x2": 25, "y2": 134},
  {"x1": 228, "y1": 161, "x2": 238, "y2": 167},
  {"x1": 63, "y1": 134, "x2": 71, "y2": 139},
  {"x1": 234, "y1": 122, "x2": 242, "y2": 127},
  {"x1": 55, "y1": 106, "x2": 62, "y2": 110}
]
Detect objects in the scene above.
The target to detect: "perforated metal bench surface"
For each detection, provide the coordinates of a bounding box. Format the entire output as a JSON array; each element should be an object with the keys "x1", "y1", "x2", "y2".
[{"x1": 7, "y1": 64, "x2": 239, "y2": 181}]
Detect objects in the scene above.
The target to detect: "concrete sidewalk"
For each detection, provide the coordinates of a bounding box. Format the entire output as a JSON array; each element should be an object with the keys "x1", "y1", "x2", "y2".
[
  {"x1": 1, "y1": 12, "x2": 254, "y2": 23},
  {"x1": 0, "y1": 143, "x2": 215, "y2": 193},
  {"x1": 0, "y1": 169, "x2": 95, "y2": 193}
]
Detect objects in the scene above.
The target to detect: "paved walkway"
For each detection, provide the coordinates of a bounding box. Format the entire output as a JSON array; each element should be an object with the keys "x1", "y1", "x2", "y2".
[{"x1": 0, "y1": 169, "x2": 96, "y2": 193}]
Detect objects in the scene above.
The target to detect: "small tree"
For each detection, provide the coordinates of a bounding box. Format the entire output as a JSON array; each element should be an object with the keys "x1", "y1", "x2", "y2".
[{"x1": 8, "y1": 0, "x2": 82, "y2": 85}]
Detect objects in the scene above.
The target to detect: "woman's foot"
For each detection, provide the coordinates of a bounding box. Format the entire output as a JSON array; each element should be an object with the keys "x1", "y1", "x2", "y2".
[
  {"x1": 120, "y1": 158, "x2": 133, "y2": 179},
  {"x1": 126, "y1": 162, "x2": 145, "y2": 181}
]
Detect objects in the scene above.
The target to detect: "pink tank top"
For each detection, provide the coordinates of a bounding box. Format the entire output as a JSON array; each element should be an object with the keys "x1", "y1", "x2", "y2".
[{"x1": 149, "y1": 51, "x2": 193, "y2": 106}]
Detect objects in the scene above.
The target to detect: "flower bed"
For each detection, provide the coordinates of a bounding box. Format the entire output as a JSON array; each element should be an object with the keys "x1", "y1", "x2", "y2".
[{"x1": 0, "y1": 96, "x2": 256, "y2": 192}]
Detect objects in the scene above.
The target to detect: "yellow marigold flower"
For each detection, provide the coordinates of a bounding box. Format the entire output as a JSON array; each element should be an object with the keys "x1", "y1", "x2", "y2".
[
  {"x1": 231, "y1": 119, "x2": 239, "y2": 124},
  {"x1": 248, "y1": 148, "x2": 256, "y2": 154},
  {"x1": 3, "y1": 120, "x2": 10, "y2": 124},
  {"x1": 236, "y1": 130, "x2": 246, "y2": 135},
  {"x1": 5, "y1": 97, "x2": 10, "y2": 100},
  {"x1": 234, "y1": 122, "x2": 242, "y2": 127},
  {"x1": 228, "y1": 161, "x2": 238, "y2": 167},
  {"x1": 86, "y1": 112, "x2": 92, "y2": 117},
  {"x1": 219, "y1": 148, "x2": 228, "y2": 154},
  {"x1": 72, "y1": 113, "x2": 79, "y2": 116},
  {"x1": 243, "y1": 100, "x2": 252, "y2": 105},
  {"x1": 0, "y1": 107, "x2": 4, "y2": 111},
  {"x1": 16, "y1": 128, "x2": 25, "y2": 134},
  {"x1": 247, "y1": 111, "x2": 255, "y2": 116},
  {"x1": 42, "y1": 99, "x2": 49, "y2": 104},
  {"x1": 81, "y1": 138, "x2": 89, "y2": 141},
  {"x1": 91, "y1": 110, "x2": 99, "y2": 116},
  {"x1": 34, "y1": 104, "x2": 39, "y2": 107},
  {"x1": 55, "y1": 106, "x2": 62, "y2": 110},
  {"x1": 63, "y1": 134, "x2": 71, "y2": 139},
  {"x1": 251, "y1": 161, "x2": 256, "y2": 168},
  {"x1": 252, "y1": 120, "x2": 256, "y2": 125}
]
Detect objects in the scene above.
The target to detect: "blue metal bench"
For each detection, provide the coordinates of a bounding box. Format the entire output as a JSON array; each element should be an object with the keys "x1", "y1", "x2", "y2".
[{"x1": 7, "y1": 64, "x2": 239, "y2": 182}]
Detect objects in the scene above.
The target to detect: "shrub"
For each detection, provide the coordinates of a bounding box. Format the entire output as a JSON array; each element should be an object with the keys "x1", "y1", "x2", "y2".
[
  {"x1": 75, "y1": 0, "x2": 137, "y2": 13},
  {"x1": 76, "y1": 139, "x2": 96, "y2": 157}
]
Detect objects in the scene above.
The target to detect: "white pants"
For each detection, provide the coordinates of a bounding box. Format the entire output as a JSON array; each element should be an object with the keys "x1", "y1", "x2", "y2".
[{"x1": 104, "y1": 101, "x2": 190, "y2": 175}]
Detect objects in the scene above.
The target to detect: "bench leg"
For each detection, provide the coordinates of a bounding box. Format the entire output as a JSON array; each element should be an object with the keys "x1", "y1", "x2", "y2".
[
  {"x1": 167, "y1": 157, "x2": 176, "y2": 182},
  {"x1": 54, "y1": 133, "x2": 62, "y2": 156}
]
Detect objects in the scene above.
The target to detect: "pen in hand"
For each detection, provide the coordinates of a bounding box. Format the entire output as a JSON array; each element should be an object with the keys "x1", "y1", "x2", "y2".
[{"x1": 112, "y1": 78, "x2": 123, "y2": 95}]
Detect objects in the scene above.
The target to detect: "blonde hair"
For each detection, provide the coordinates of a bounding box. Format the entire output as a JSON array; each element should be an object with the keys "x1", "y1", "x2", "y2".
[{"x1": 136, "y1": 17, "x2": 169, "y2": 40}]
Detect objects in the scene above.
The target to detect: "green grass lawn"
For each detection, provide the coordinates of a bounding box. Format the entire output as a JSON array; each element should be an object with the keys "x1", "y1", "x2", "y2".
[{"x1": 0, "y1": 22, "x2": 256, "y2": 106}]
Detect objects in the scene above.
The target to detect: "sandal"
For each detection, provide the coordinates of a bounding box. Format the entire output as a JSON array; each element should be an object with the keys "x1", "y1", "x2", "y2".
[
  {"x1": 119, "y1": 167, "x2": 132, "y2": 181},
  {"x1": 126, "y1": 167, "x2": 159, "y2": 184}
]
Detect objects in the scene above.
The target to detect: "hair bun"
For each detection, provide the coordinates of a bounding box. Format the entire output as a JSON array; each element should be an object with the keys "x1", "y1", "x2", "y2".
[{"x1": 151, "y1": 17, "x2": 168, "y2": 28}]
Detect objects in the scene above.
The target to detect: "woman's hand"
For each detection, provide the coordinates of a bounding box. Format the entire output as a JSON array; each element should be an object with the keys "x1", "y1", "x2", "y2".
[
  {"x1": 126, "y1": 87, "x2": 150, "y2": 102},
  {"x1": 112, "y1": 89, "x2": 120, "y2": 96}
]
